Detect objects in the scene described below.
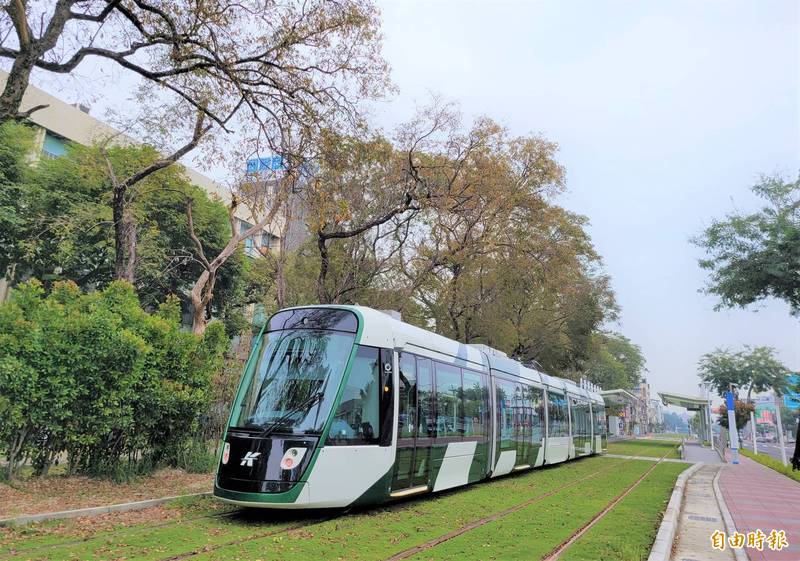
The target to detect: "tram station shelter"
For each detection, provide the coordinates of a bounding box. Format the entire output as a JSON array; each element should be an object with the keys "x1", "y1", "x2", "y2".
[
  {"x1": 658, "y1": 391, "x2": 713, "y2": 442},
  {"x1": 600, "y1": 389, "x2": 642, "y2": 437}
]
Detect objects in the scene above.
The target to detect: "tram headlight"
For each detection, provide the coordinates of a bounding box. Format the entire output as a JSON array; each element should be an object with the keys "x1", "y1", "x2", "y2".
[
  {"x1": 221, "y1": 442, "x2": 230, "y2": 465},
  {"x1": 280, "y1": 447, "x2": 307, "y2": 470}
]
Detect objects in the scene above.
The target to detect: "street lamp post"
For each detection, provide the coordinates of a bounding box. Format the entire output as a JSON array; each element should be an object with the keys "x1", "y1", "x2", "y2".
[
  {"x1": 727, "y1": 384, "x2": 740, "y2": 465},
  {"x1": 699, "y1": 382, "x2": 714, "y2": 452}
]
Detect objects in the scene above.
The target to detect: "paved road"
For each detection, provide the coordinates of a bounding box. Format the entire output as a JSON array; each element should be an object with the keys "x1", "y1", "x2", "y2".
[{"x1": 740, "y1": 439, "x2": 795, "y2": 463}]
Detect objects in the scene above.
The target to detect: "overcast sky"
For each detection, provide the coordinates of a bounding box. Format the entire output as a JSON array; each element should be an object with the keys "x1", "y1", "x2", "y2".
[
  {"x1": 18, "y1": 1, "x2": 800, "y2": 399},
  {"x1": 373, "y1": 0, "x2": 799, "y2": 398}
]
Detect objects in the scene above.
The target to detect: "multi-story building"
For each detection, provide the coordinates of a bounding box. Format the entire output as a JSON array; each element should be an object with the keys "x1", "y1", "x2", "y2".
[
  {"x1": 649, "y1": 397, "x2": 665, "y2": 428},
  {"x1": 0, "y1": 69, "x2": 283, "y2": 258}
]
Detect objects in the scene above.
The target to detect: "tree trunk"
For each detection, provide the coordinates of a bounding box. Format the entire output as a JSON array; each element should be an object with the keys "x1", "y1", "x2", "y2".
[
  {"x1": 446, "y1": 265, "x2": 463, "y2": 340},
  {"x1": 123, "y1": 207, "x2": 137, "y2": 283},
  {"x1": 111, "y1": 182, "x2": 137, "y2": 283},
  {"x1": 0, "y1": 0, "x2": 73, "y2": 123},
  {"x1": 0, "y1": 52, "x2": 37, "y2": 123},
  {"x1": 275, "y1": 258, "x2": 287, "y2": 308},
  {"x1": 317, "y1": 233, "x2": 330, "y2": 304},
  {"x1": 190, "y1": 269, "x2": 216, "y2": 335}
]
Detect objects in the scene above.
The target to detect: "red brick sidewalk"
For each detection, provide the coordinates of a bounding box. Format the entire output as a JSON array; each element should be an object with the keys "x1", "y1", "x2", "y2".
[{"x1": 718, "y1": 455, "x2": 800, "y2": 560}]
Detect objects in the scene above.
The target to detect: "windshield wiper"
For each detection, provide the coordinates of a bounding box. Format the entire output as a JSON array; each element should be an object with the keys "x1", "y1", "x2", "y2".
[{"x1": 257, "y1": 392, "x2": 325, "y2": 439}]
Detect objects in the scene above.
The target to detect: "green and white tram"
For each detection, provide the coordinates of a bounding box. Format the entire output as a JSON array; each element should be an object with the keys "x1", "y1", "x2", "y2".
[{"x1": 213, "y1": 306, "x2": 607, "y2": 509}]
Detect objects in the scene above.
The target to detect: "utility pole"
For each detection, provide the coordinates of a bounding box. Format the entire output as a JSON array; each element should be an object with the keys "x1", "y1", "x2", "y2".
[
  {"x1": 775, "y1": 393, "x2": 788, "y2": 466},
  {"x1": 750, "y1": 409, "x2": 758, "y2": 455}
]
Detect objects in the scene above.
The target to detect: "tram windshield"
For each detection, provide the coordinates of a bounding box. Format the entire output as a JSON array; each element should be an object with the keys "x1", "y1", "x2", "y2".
[{"x1": 234, "y1": 329, "x2": 355, "y2": 435}]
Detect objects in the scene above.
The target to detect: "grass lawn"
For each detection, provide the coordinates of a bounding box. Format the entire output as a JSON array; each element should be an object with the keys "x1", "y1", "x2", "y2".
[
  {"x1": 650, "y1": 433, "x2": 687, "y2": 442},
  {"x1": 740, "y1": 449, "x2": 800, "y2": 483},
  {"x1": 0, "y1": 456, "x2": 685, "y2": 561},
  {"x1": 607, "y1": 439, "x2": 682, "y2": 459}
]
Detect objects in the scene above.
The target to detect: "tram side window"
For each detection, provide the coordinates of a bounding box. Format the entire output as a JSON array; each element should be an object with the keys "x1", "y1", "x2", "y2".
[
  {"x1": 327, "y1": 345, "x2": 381, "y2": 445},
  {"x1": 547, "y1": 392, "x2": 568, "y2": 437},
  {"x1": 417, "y1": 358, "x2": 435, "y2": 438},
  {"x1": 583, "y1": 401, "x2": 592, "y2": 436},
  {"x1": 527, "y1": 386, "x2": 544, "y2": 442},
  {"x1": 570, "y1": 397, "x2": 582, "y2": 436},
  {"x1": 496, "y1": 378, "x2": 516, "y2": 449},
  {"x1": 398, "y1": 354, "x2": 417, "y2": 439},
  {"x1": 593, "y1": 404, "x2": 607, "y2": 436},
  {"x1": 463, "y1": 370, "x2": 489, "y2": 438},
  {"x1": 435, "y1": 363, "x2": 462, "y2": 439}
]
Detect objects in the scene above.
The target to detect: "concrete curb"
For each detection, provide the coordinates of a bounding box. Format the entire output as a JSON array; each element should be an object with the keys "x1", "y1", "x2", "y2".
[
  {"x1": 713, "y1": 467, "x2": 749, "y2": 561},
  {"x1": 0, "y1": 491, "x2": 211, "y2": 527},
  {"x1": 646, "y1": 461, "x2": 704, "y2": 561}
]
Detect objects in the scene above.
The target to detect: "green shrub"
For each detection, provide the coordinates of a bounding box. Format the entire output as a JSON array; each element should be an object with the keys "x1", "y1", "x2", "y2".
[
  {"x1": 740, "y1": 448, "x2": 800, "y2": 483},
  {"x1": 0, "y1": 280, "x2": 228, "y2": 479},
  {"x1": 170, "y1": 439, "x2": 217, "y2": 474}
]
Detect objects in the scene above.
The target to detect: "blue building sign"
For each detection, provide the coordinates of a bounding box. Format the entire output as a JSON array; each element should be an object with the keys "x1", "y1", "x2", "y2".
[
  {"x1": 784, "y1": 396, "x2": 800, "y2": 410},
  {"x1": 247, "y1": 156, "x2": 284, "y2": 173},
  {"x1": 784, "y1": 374, "x2": 800, "y2": 410}
]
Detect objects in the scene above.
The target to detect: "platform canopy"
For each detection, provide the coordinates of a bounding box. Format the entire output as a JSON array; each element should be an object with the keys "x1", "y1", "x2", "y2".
[
  {"x1": 658, "y1": 391, "x2": 708, "y2": 412},
  {"x1": 600, "y1": 388, "x2": 640, "y2": 405}
]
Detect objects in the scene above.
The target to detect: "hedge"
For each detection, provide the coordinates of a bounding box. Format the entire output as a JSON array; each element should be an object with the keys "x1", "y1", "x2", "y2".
[{"x1": 0, "y1": 280, "x2": 228, "y2": 479}]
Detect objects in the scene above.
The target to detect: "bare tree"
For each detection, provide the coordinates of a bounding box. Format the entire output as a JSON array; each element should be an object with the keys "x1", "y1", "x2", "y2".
[
  {"x1": 0, "y1": 1, "x2": 389, "y2": 291},
  {"x1": 185, "y1": 170, "x2": 292, "y2": 335},
  {"x1": 0, "y1": 1, "x2": 388, "y2": 129},
  {"x1": 101, "y1": 108, "x2": 213, "y2": 281},
  {"x1": 304, "y1": 106, "x2": 460, "y2": 304}
]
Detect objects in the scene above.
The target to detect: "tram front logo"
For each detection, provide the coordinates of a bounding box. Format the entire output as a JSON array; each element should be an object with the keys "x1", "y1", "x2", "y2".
[{"x1": 240, "y1": 451, "x2": 261, "y2": 467}]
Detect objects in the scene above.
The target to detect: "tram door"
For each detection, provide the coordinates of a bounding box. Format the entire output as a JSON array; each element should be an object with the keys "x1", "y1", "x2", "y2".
[{"x1": 391, "y1": 354, "x2": 434, "y2": 491}]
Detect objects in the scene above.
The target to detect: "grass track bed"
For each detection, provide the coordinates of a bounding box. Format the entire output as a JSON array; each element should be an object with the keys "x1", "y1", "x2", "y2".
[
  {"x1": 0, "y1": 457, "x2": 684, "y2": 561},
  {"x1": 606, "y1": 439, "x2": 681, "y2": 459},
  {"x1": 403, "y1": 460, "x2": 655, "y2": 560},
  {"x1": 187, "y1": 458, "x2": 618, "y2": 561},
  {"x1": 559, "y1": 462, "x2": 688, "y2": 561}
]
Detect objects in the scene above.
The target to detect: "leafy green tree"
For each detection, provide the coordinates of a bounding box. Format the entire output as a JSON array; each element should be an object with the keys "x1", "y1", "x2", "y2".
[
  {"x1": 698, "y1": 346, "x2": 789, "y2": 401},
  {"x1": 0, "y1": 121, "x2": 35, "y2": 281},
  {"x1": 689, "y1": 412, "x2": 702, "y2": 435},
  {"x1": 0, "y1": 125, "x2": 248, "y2": 334},
  {"x1": 718, "y1": 400, "x2": 755, "y2": 432},
  {"x1": 583, "y1": 332, "x2": 646, "y2": 390},
  {"x1": 695, "y1": 174, "x2": 800, "y2": 314}
]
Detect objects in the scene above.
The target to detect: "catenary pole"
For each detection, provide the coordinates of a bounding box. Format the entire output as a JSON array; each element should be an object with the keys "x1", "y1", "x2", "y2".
[{"x1": 727, "y1": 385, "x2": 739, "y2": 465}]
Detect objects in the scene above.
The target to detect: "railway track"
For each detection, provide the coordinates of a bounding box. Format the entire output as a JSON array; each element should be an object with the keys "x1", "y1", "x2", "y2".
[
  {"x1": 382, "y1": 452, "x2": 670, "y2": 561},
  {"x1": 540, "y1": 450, "x2": 671, "y2": 561},
  {"x1": 2, "y1": 501, "x2": 335, "y2": 558},
  {"x1": 6, "y1": 454, "x2": 669, "y2": 561},
  {"x1": 4, "y1": 507, "x2": 334, "y2": 561},
  {"x1": 147, "y1": 458, "x2": 631, "y2": 561},
  {"x1": 382, "y1": 455, "x2": 639, "y2": 560},
  {"x1": 3, "y1": 507, "x2": 241, "y2": 557},
  {"x1": 156, "y1": 515, "x2": 337, "y2": 561}
]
